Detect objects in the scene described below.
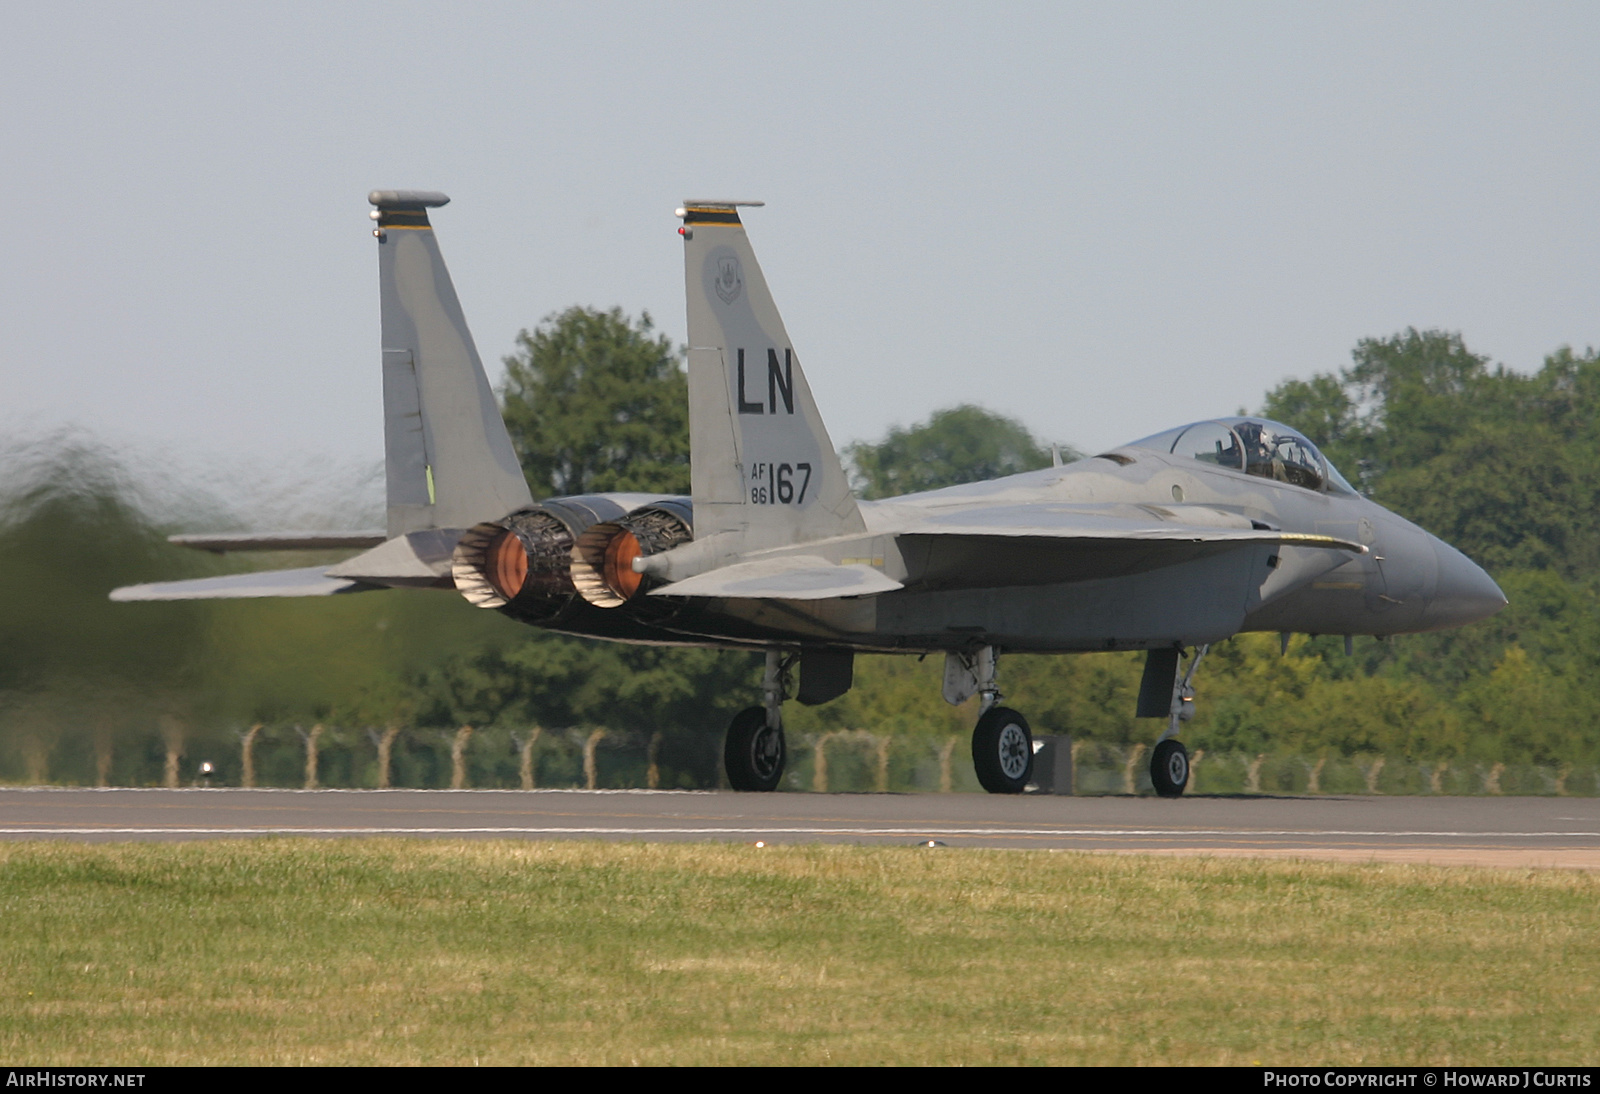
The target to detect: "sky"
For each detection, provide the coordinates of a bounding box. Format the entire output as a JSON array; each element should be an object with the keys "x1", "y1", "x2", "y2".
[{"x1": 3, "y1": 2, "x2": 1598, "y2": 509}]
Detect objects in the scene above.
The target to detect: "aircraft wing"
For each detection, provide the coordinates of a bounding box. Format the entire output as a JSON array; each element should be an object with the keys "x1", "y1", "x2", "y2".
[
  {"x1": 642, "y1": 503, "x2": 1364, "y2": 602},
  {"x1": 650, "y1": 555, "x2": 904, "y2": 600},
  {"x1": 109, "y1": 566, "x2": 374, "y2": 601},
  {"x1": 894, "y1": 502, "x2": 1365, "y2": 551},
  {"x1": 880, "y1": 503, "x2": 1364, "y2": 590}
]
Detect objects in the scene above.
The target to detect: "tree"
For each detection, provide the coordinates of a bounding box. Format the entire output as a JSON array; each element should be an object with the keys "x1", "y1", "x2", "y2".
[
  {"x1": 1260, "y1": 330, "x2": 1600, "y2": 577},
  {"x1": 843, "y1": 404, "x2": 1076, "y2": 500},
  {"x1": 1259, "y1": 373, "x2": 1356, "y2": 453},
  {"x1": 499, "y1": 307, "x2": 690, "y2": 498}
]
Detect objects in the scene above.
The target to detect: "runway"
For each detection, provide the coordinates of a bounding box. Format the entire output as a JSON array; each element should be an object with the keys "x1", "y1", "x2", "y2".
[{"x1": 2, "y1": 788, "x2": 1598, "y2": 869}]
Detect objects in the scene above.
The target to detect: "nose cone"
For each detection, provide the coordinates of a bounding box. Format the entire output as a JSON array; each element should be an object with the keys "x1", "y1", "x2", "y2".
[{"x1": 1421, "y1": 538, "x2": 1507, "y2": 630}]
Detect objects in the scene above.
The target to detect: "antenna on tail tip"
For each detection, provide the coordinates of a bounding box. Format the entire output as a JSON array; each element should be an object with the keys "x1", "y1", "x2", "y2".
[
  {"x1": 679, "y1": 199, "x2": 764, "y2": 209},
  {"x1": 677, "y1": 200, "x2": 763, "y2": 234},
  {"x1": 369, "y1": 190, "x2": 451, "y2": 208},
  {"x1": 677, "y1": 199, "x2": 764, "y2": 217}
]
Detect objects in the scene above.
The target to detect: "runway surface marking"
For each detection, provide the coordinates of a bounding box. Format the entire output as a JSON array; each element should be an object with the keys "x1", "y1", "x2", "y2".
[
  {"x1": 4, "y1": 789, "x2": 1597, "y2": 868},
  {"x1": 3, "y1": 825, "x2": 1597, "y2": 838}
]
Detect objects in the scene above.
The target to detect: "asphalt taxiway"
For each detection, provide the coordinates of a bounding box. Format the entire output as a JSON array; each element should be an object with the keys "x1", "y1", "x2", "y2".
[{"x1": 1, "y1": 788, "x2": 1597, "y2": 869}]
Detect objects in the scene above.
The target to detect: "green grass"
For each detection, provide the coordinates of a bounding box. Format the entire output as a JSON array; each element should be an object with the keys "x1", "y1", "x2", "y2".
[{"x1": 0, "y1": 840, "x2": 1595, "y2": 1065}]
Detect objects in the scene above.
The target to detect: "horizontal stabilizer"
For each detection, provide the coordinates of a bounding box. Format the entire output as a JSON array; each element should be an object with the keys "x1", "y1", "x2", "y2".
[
  {"x1": 109, "y1": 567, "x2": 371, "y2": 601},
  {"x1": 324, "y1": 528, "x2": 460, "y2": 588},
  {"x1": 651, "y1": 555, "x2": 903, "y2": 600},
  {"x1": 169, "y1": 531, "x2": 386, "y2": 553}
]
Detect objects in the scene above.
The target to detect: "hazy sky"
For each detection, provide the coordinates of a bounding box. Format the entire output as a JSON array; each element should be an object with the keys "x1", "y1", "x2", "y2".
[{"x1": 4, "y1": 2, "x2": 1597, "y2": 494}]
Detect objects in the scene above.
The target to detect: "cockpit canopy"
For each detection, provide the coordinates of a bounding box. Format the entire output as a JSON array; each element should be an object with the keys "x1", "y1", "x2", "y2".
[{"x1": 1125, "y1": 417, "x2": 1357, "y2": 493}]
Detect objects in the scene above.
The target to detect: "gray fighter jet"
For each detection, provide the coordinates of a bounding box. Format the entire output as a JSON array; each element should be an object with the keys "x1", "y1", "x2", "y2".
[{"x1": 114, "y1": 193, "x2": 1508, "y2": 796}]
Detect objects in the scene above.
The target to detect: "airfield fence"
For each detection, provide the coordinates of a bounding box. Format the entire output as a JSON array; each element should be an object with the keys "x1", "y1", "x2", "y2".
[{"x1": 1, "y1": 721, "x2": 1597, "y2": 795}]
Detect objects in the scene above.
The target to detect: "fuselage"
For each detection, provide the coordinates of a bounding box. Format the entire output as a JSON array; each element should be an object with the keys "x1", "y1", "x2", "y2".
[
  {"x1": 497, "y1": 418, "x2": 1506, "y2": 655},
  {"x1": 857, "y1": 444, "x2": 1502, "y2": 648}
]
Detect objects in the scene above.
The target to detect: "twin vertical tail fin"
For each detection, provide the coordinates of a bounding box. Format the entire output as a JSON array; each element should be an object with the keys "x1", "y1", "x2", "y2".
[
  {"x1": 679, "y1": 202, "x2": 864, "y2": 550},
  {"x1": 111, "y1": 192, "x2": 535, "y2": 601},
  {"x1": 372, "y1": 191, "x2": 532, "y2": 540}
]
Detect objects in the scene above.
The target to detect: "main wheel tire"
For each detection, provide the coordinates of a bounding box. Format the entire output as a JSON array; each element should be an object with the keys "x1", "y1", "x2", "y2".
[
  {"x1": 1151, "y1": 738, "x2": 1189, "y2": 798},
  {"x1": 724, "y1": 706, "x2": 786, "y2": 792},
  {"x1": 971, "y1": 706, "x2": 1034, "y2": 794}
]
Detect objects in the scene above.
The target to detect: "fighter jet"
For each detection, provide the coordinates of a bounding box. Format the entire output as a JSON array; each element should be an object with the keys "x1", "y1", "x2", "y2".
[{"x1": 114, "y1": 193, "x2": 1508, "y2": 797}]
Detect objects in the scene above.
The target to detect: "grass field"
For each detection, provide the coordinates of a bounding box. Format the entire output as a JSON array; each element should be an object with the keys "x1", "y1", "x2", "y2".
[{"x1": 0, "y1": 840, "x2": 1595, "y2": 1065}]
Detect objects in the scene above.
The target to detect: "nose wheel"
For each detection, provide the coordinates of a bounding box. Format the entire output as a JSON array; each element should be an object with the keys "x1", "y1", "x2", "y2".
[
  {"x1": 1150, "y1": 739, "x2": 1189, "y2": 798},
  {"x1": 1141, "y1": 643, "x2": 1209, "y2": 798}
]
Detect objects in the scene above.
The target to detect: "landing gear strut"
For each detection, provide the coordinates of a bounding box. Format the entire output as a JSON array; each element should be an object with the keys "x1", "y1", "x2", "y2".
[
  {"x1": 949, "y1": 646, "x2": 1035, "y2": 795},
  {"x1": 724, "y1": 650, "x2": 790, "y2": 792},
  {"x1": 1150, "y1": 644, "x2": 1208, "y2": 798}
]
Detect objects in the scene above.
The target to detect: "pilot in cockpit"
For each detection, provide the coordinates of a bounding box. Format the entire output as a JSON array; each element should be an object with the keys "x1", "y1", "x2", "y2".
[{"x1": 1234, "y1": 420, "x2": 1322, "y2": 490}]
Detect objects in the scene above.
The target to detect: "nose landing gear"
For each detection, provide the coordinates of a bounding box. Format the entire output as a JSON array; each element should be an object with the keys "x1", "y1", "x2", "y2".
[{"x1": 1149, "y1": 644, "x2": 1208, "y2": 798}]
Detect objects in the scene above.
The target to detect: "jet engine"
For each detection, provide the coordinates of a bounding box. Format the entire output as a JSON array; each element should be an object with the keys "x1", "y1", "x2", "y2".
[
  {"x1": 570, "y1": 500, "x2": 694, "y2": 608},
  {"x1": 451, "y1": 496, "x2": 691, "y2": 625}
]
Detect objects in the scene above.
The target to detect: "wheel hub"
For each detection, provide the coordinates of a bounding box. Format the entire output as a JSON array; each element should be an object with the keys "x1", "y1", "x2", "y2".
[
  {"x1": 997, "y1": 723, "x2": 1030, "y2": 780},
  {"x1": 750, "y1": 724, "x2": 784, "y2": 780},
  {"x1": 1166, "y1": 749, "x2": 1187, "y2": 784}
]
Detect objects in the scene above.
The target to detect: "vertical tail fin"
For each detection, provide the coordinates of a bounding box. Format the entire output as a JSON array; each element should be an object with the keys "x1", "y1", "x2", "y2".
[
  {"x1": 371, "y1": 191, "x2": 532, "y2": 539},
  {"x1": 679, "y1": 201, "x2": 864, "y2": 549}
]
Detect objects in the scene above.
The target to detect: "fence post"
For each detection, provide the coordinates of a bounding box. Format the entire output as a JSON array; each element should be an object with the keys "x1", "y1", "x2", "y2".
[
  {"x1": 512, "y1": 727, "x2": 542, "y2": 790},
  {"x1": 299, "y1": 724, "x2": 323, "y2": 790},
  {"x1": 22, "y1": 731, "x2": 48, "y2": 786},
  {"x1": 583, "y1": 728, "x2": 606, "y2": 790},
  {"x1": 1124, "y1": 743, "x2": 1146, "y2": 795},
  {"x1": 450, "y1": 726, "x2": 473, "y2": 789},
  {"x1": 1246, "y1": 753, "x2": 1267, "y2": 794},
  {"x1": 160, "y1": 715, "x2": 184, "y2": 789},
  {"x1": 1303, "y1": 756, "x2": 1326, "y2": 795},
  {"x1": 813, "y1": 732, "x2": 834, "y2": 793},
  {"x1": 240, "y1": 724, "x2": 262, "y2": 788},
  {"x1": 1360, "y1": 756, "x2": 1385, "y2": 795},
  {"x1": 374, "y1": 725, "x2": 400, "y2": 789},
  {"x1": 647, "y1": 732, "x2": 662, "y2": 789},
  {"x1": 94, "y1": 723, "x2": 114, "y2": 788},
  {"x1": 939, "y1": 736, "x2": 959, "y2": 793}
]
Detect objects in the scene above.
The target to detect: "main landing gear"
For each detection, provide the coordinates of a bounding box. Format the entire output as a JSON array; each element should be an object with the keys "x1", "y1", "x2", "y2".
[
  {"x1": 1147, "y1": 644, "x2": 1209, "y2": 798},
  {"x1": 946, "y1": 647, "x2": 1036, "y2": 794},
  {"x1": 972, "y1": 704, "x2": 1034, "y2": 795},
  {"x1": 952, "y1": 642, "x2": 1211, "y2": 797},
  {"x1": 724, "y1": 650, "x2": 790, "y2": 791},
  {"x1": 723, "y1": 643, "x2": 1210, "y2": 798}
]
